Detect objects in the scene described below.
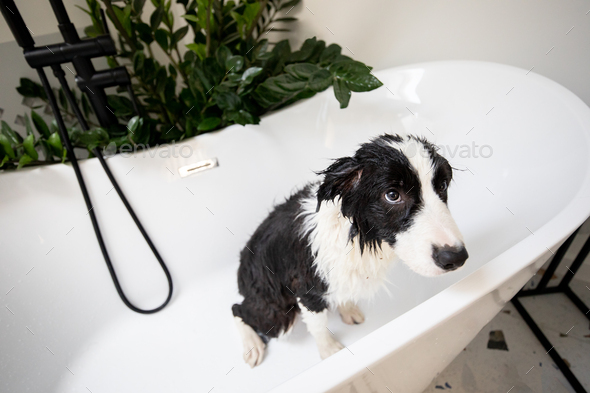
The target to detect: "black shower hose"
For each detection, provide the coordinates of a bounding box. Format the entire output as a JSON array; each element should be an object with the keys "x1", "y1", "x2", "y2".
[{"x1": 36, "y1": 66, "x2": 173, "y2": 314}]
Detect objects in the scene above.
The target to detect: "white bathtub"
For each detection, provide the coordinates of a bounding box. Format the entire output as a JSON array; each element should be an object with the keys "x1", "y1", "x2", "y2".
[{"x1": 1, "y1": 61, "x2": 590, "y2": 393}]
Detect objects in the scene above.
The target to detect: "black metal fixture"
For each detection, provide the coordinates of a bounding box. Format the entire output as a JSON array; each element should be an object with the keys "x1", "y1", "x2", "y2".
[
  {"x1": 0, "y1": 0, "x2": 173, "y2": 314},
  {"x1": 512, "y1": 225, "x2": 590, "y2": 393}
]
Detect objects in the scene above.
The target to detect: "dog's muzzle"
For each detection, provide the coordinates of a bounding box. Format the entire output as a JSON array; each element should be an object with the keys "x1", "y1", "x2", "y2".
[{"x1": 432, "y1": 244, "x2": 469, "y2": 271}]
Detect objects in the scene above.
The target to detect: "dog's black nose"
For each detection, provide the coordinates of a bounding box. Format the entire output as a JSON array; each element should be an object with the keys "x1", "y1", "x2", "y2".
[{"x1": 433, "y1": 245, "x2": 468, "y2": 271}]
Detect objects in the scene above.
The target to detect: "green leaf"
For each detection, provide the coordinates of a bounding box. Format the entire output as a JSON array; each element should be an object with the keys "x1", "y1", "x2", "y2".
[
  {"x1": 344, "y1": 73, "x2": 383, "y2": 92},
  {"x1": 127, "y1": 116, "x2": 141, "y2": 133},
  {"x1": 242, "y1": 1, "x2": 260, "y2": 30},
  {"x1": 17, "y1": 154, "x2": 33, "y2": 169},
  {"x1": 0, "y1": 155, "x2": 9, "y2": 168},
  {"x1": 279, "y1": 0, "x2": 301, "y2": 10},
  {"x1": 169, "y1": 64, "x2": 177, "y2": 77},
  {"x1": 136, "y1": 22, "x2": 154, "y2": 44},
  {"x1": 107, "y1": 95, "x2": 134, "y2": 117},
  {"x1": 308, "y1": 69, "x2": 333, "y2": 92},
  {"x1": 333, "y1": 79, "x2": 351, "y2": 108},
  {"x1": 320, "y1": 44, "x2": 342, "y2": 64},
  {"x1": 150, "y1": 7, "x2": 165, "y2": 30},
  {"x1": 216, "y1": 46, "x2": 232, "y2": 68},
  {"x1": 275, "y1": 17, "x2": 297, "y2": 22},
  {"x1": 24, "y1": 113, "x2": 34, "y2": 136},
  {"x1": 111, "y1": 4, "x2": 132, "y2": 37},
  {"x1": 47, "y1": 132, "x2": 63, "y2": 156},
  {"x1": 226, "y1": 110, "x2": 257, "y2": 126},
  {"x1": 76, "y1": 128, "x2": 110, "y2": 149},
  {"x1": 133, "y1": 50, "x2": 146, "y2": 74},
  {"x1": 133, "y1": 0, "x2": 147, "y2": 13},
  {"x1": 1, "y1": 120, "x2": 23, "y2": 145},
  {"x1": 155, "y1": 68, "x2": 167, "y2": 94},
  {"x1": 185, "y1": 119, "x2": 196, "y2": 137},
  {"x1": 285, "y1": 63, "x2": 319, "y2": 80},
  {"x1": 84, "y1": 25, "x2": 100, "y2": 38},
  {"x1": 16, "y1": 78, "x2": 46, "y2": 99},
  {"x1": 196, "y1": 0, "x2": 215, "y2": 30},
  {"x1": 155, "y1": 29, "x2": 169, "y2": 51},
  {"x1": 273, "y1": 74, "x2": 307, "y2": 92},
  {"x1": 216, "y1": 91, "x2": 241, "y2": 111},
  {"x1": 328, "y1": 60, "x2": 382, "y2": 92},
  {"x1": 329, "y1": 60, "x2": 371, "y2": 78},
  {"x1": 38, "y1": 140, "x2": 54, "y2": 162},
  {"x1": 50, "y1": 119, "x2": 59, "y2": 135},
  {"x1": 182, "y1": 14, "x2": 200, "y2": 23},
  {"x1": 0, "y1": 134, "x2": 15, "y2": 159},
  {"x1": 289, "y1": 37, "x2": 318, "y2": 63},
  {"x1": 173, "y1": 25, "x2": 189, "y2": 44},
  {"x1": 31, "y1": 110, "x2": 50, "y2": 138},
  {"x1": 225, "y1": 55, "x2": 244, "y2": 72},
  {"x1": 107, "y1": 56, "x2": 118, "y2": 69},
  {"x1": 186, "y1": 43, "x2": 207, "y2": 60},
  {"x1": 197, "y1": 117, "x2": 221, "y2": 131},
  {"x1": 241, "y1": 67, "x2": 263, "y2": 85},
  {"x1": 23, "y1": 134, "x2": 38, "y2": 160},
  {"x1": 250, "y1": 39, "x2": 268, "y2": 60}
]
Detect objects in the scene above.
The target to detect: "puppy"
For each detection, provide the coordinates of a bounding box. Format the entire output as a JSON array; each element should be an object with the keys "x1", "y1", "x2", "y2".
[{"x1": 232, "y1": 134, "x2": 468, "y2": 367}]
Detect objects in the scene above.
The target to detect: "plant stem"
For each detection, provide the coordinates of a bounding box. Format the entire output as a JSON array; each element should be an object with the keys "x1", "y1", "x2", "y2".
[
  {"x1": 175, "y1": 47, "x2": 184, "y2": 66},
  {"x1": 258, "y1": 3, "x2": 278, "y2": 41},
  {"x1": 200, "y1": 72, "x2": 229, "y2": 115},
  {"x1": 205, "y1": 0, "x2": 212, "y2": 57},
  {"x1": 43, "y1": 100, "x2": 100, "y2": 129},
  {"x1": 246, "y1": 0, "x2": 269, "y2": 41},
  {"x1": 163, "y1": 49, "x2": 187, "y2": 82},
  {"x1": 147, "y1": 44, "x2": 155, "y2": 59},
  {"x1": 143, "y1": 83, "x2": 172, "y2": 125}
]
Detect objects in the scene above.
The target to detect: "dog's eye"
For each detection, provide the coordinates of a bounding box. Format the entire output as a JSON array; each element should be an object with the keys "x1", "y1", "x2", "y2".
[
  {"x1": 385, "y1": 190, "x2": 401, "y2": 203},
  {"x1": 439, "y1": 180, "x2": 448, "y2": 192}
]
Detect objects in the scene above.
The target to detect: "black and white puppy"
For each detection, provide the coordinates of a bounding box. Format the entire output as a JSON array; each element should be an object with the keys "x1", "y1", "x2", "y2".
[{"x1": 232, "y1": 134, "x2": 468, "y2": 367}]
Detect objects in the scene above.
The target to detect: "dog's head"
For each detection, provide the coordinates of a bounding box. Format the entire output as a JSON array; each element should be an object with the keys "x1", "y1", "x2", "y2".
[{"x1": 316, "y1": 134, "x2": 467, "y2": 277}]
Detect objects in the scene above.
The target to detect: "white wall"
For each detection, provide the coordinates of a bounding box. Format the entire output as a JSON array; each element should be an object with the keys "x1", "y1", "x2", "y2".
[
  {"x1": 0, "y1": 0, "x2": 89, "y2": 45},
  {"x1": 283, "y1": 0, "x2": 590, "y2": 105},
  {"x1": 1, "y1": 0, "x2": 589, "y2": 133}
]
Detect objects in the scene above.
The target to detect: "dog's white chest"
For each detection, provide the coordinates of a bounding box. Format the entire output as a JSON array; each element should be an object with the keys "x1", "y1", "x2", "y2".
[{"x1": 300, "y1": 195, "x2": 395, "y2": 305}]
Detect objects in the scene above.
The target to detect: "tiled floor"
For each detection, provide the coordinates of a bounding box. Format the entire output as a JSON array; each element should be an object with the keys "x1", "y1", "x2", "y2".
[{"x1": 424, "y1": 226, "x2": 590, "y2": 393}]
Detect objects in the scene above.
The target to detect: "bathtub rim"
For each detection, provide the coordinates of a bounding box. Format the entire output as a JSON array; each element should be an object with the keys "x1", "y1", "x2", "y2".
[
  {"x1": 2, "y1": 60, "x2": 589, "y2": 393},
  {"x1": 269, "y1": 61, "x2": 590, "y2": 392}
]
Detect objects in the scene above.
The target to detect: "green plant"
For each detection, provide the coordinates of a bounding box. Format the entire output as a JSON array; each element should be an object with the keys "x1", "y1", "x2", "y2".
[{"x1": 5, "y1": 0, "x2": 382, "y2": 170}]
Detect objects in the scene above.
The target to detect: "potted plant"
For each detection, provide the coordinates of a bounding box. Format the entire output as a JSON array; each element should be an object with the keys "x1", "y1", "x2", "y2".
[{"x1": 1, "y1": 0, "x2": 382, "y2": 169}]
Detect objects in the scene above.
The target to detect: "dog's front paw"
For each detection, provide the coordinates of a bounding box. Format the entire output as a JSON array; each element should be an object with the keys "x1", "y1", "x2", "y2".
[
  {"x1": 318, "y1": 336, "x2": 345, "y2": 359},
  {"x1": 243, "y1": 337, "x2": 266, "y2": 368},
  {"x1": 338, "y1": 302, "x2": 365, "y2": 325},
  {"x1": 235, "y1": 317, "x2": 266, "y2": 368}
]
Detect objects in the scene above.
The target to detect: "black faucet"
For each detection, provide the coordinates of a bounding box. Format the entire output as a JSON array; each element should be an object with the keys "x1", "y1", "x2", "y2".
[{"x1": 0, "y1": 0, "x2": 173, "y2": 314}]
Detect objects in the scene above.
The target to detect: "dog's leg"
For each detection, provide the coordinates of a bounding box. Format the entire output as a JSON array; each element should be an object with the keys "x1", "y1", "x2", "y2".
[
  {"x1": 298, "y1": 302, "x2": 344, "y2": 359},
  {"x1": 234, "y1": 317, "x2": 266, "y2": 368},
  {"x1": 338, "y1": 301, "x2": 365, "y2": 325}
]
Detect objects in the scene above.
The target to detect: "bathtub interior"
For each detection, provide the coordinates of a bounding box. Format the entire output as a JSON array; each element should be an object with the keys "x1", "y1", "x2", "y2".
[{"x1": 1, "y1": 61, "x2": 589, "y2": 393}]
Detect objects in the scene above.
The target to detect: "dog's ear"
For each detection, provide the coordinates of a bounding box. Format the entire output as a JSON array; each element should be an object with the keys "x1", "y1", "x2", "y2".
[{"x1": 316, "y1": 157, "x2": 363, "y2": 212}]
